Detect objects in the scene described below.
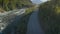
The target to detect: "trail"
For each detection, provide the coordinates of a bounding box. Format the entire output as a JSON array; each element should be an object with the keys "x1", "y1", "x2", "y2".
[{"x1": 26, "y1": 9, "x2": 45, "y2": 34}]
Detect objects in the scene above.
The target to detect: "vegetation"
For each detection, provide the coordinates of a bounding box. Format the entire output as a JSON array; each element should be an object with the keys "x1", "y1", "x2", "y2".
[
  {"x1": 15, "y1": 6, "x2": 35, "y2": 34},
  {"x1": 38, "y1": 0, "x2": 60, "y2": 34},
  {"x1": 0, "y1": 0, "x2": 32, "y2": 11},
  {"x1": 0, "y1": 0, "x2": 36, "y2": 34},
  {"x1": 2, "y1": 5, "x2": 36, "y2": 34},
  {"x1": 14, "y1": 5, "x2": 37, "y2": 34}
]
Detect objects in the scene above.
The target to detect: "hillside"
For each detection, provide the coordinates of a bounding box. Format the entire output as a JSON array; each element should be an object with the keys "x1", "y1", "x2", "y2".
[
  {"x1": 38, "y1": 0, "x2": 60, "y2": 34},
  {"x1": 0, "y1": 0, "x2": 32, "y2": 11}
]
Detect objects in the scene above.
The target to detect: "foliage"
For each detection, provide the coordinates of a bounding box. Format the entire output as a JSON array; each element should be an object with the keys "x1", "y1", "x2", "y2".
[
  {"x1": 38, "y1": 0, "x2": 60, "y2": 34},
  {"x1": 0, "y1": 0, "x2": 32, "y2": 11}
]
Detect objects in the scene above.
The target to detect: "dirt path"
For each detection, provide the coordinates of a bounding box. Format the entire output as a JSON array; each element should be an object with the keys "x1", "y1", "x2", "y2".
[{"x1": 26, "y1": 9, "x2": 45, "y2": 34}]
